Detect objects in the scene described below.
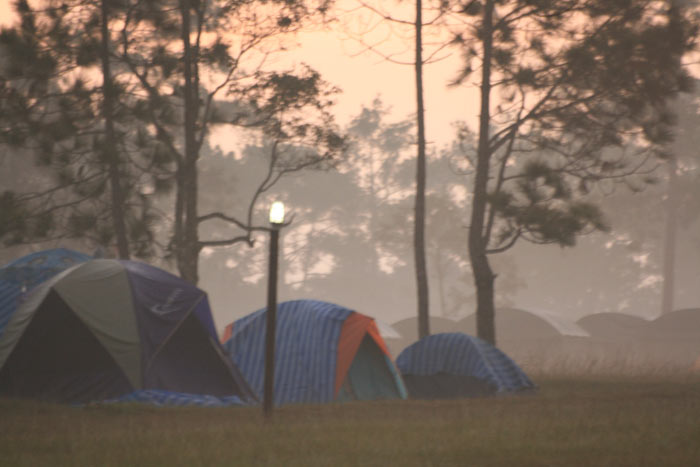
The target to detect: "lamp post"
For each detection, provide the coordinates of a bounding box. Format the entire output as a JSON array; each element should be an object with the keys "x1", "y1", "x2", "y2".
[{"x1": 263, "y1": 201, "x2": 285, "y2": 419}]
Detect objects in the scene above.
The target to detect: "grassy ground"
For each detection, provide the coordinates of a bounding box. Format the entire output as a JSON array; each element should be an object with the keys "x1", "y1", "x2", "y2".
[{"x1": 2, "y1": 375, "x2": 700, "y2": 466}]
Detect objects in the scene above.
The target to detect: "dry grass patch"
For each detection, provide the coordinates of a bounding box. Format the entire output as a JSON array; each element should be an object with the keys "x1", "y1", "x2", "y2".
[{"x1": 1, "y1": 376, "x2": 699, "y2": 466}]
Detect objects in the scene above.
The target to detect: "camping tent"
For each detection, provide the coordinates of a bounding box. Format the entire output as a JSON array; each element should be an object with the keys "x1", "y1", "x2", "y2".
[
  {"x1": 0, "y1": 259, "x2": 255, "y2": 404},
  {"x1": 457, "y1": 308, "x2": 590, "y2": 367},
  {"x1": 0, "y1": 248, "x2": 91, "y2": 336},
  {"x1": 641, "y1": 308, "x2": 700, "y2": 340},
  {"x1": 458, "y1": 307, "x2": 589, "y2": 340},
  {"x1": 222, "y1": 299, "x2": 407, "y2": 406},
  {"x1": 577, "y1": 312, "x2": 649, "y2": 341},
  {"x1": 637, "y1": 308, "x2": 700, "y2": 368},
  {"x1": 387, "y1": 315, "x2": 465, "y2": 357},
  {"x1": 396, "y1": 332, "x2": 535, "y2": 399},
  {"x1": 391, "y1": 316, "x2": 464, "y2": 339}
]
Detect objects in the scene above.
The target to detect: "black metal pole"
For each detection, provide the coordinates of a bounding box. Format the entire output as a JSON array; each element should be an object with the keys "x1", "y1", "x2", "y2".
[{"x1": 263, "y1": 225, "x2": 280, "y2": 419}]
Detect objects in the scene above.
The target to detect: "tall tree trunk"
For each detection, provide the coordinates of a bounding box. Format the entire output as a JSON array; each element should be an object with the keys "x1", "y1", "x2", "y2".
[
  {"x1": 661, "y1": 0, "x2": 685, "y2": 315},
  {"x1": 100, "y1": 0, "x2": 130, "y2": 259},
  {"x1": 661, "y1": 156, "x2": 678, "y2": 314},
  {"x1": 436, "y1": 246, "x2": 448, "y2": 318},
  {"x1": 178, "y1": 0, "x2": 201, "y2": 283},
  {"x1": 414, "y1": 0, "x2": 430, "y2": 339},
  {"x1": 469, "y1": 0, "x2": 496, "y2": 345}
]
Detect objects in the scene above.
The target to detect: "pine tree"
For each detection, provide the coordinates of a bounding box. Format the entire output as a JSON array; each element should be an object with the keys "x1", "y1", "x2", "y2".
[
  {"x1": 0, "y1": 0, "x2": 163, "y2": 257},
  {"x1": 450, "y1": 0, "x2": 698, "y2": 344},
  {"x1": 111, "y1": 0, "x2": 345, "y2": 283}
]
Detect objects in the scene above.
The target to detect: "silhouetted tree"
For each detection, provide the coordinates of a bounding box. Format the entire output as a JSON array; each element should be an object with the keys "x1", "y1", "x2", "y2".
[
  {"x1": 597, "y1": 85, "x2": 700, "y2": 316},
  {"x1": 413, "y1": 0, "x2": 430, "y2": 338},
  {"x1": 1, "y1": 0, "x2": 345, "y2": 281},
  {"x1": 450, "y1": 0, "x2": 698, "y2": 344},
  {"x1": 661, "y1": 0, "x2": 700, "y2": 314},
  {"x1": 0, "y1": 0, "x2": 162, "y2": 257},
  {"x1": 198, "y1": 100, "x2": 419, "y2": 324},
  {"x1": 344, "y1": 0, "x2": 453, "y2": 338},
  {"x1": 115, "y1": 0, "x2": 344, "y2": 283}
]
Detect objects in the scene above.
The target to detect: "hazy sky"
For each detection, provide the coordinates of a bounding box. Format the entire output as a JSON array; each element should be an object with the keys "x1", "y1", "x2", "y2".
[
  {"x1": 0, "y1": 1, "x2": 477, "y2": 146},
  {"x1": 7, "y1": 1, "x2": 699, "y2": 327},
  {"x1": 287, "y1": 12, "x2": 478, "y2": 146}
]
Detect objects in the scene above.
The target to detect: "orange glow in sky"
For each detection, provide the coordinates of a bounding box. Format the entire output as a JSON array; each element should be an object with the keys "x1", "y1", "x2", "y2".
[
  {"x1": 289, "y1": 23, "x2": 478, "y2": 146},
  {"x1": 0, "y1": 1, "x2": 478, "y2": 146}
]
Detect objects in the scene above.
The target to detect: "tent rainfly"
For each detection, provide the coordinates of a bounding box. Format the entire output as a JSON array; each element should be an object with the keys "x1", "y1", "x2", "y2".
[
  {"x1": 0, "y1": 248, "x2": 91, "y2": 336},
  {"x1": 222, "y1": 299, "x2": 408, "y2": 406},
  {"x1": 0, "y1": 259, "x2": 255, "y2": 404},
  {"x1": 397, "y1": 332, "x2": 535, "y2": 399}
]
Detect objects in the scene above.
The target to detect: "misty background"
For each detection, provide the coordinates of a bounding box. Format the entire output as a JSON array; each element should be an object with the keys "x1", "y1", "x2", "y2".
[
  {"x1": 10, "y1": 97, "x2": 698, "y2": 324},
  {"x1": 2, "y1": 0, "x2": 700, "y2": 373},
  {"x1": 3, "y1": 85, "x2": 700, "y2": 331}
]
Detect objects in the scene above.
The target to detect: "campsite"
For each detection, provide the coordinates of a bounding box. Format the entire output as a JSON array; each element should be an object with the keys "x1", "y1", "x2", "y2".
[
  {"x1": 2, "y1": 376, "x2": 700, "y2": 466},
  {"x1": 1, "y1": 249, "x2": 700, "y2": 465},
  {"x1": 3, "y1": 0, "x2": 700, "y2": 464}
]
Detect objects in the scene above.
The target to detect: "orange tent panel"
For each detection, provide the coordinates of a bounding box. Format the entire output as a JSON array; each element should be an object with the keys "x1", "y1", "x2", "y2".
[{"x1": 334, "y1": 312, "x2": 394, "y2": 396}]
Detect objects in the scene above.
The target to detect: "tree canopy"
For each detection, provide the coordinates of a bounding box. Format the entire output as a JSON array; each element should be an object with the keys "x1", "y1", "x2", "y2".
[{"x1": 448, "y1": 0, "x2": 698, "y2": 343}]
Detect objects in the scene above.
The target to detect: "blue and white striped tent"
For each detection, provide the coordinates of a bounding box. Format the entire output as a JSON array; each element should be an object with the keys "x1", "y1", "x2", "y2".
[
  {"x1": 397, "y1": 332, "x2": 535, "y2": 398},
  {"x1": 100, "y1": 390, "x2": 248, "y2": 407},
  {"x1": 0, "y1": 248, "x2": 90, "y2": 337},
  {"x1": 223, "y1": 299, "x2": 407, "y2": 406}
]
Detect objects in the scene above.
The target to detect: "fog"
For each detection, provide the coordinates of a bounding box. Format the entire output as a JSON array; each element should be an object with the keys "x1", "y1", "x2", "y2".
[
  {"x1": 185, "y1": 99, "x2": 700, "y2": 375},
  {"x1": 3, "y1": 90, "x2": 700, "y2": 374},
  {"x1": 2, "y1": 0, "x2": 700, "y2": 375}
]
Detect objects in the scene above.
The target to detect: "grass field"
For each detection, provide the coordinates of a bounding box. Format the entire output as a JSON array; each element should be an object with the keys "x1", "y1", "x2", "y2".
[{"x1": 2, "y1": 375, "x2": 700, "y2": 466}]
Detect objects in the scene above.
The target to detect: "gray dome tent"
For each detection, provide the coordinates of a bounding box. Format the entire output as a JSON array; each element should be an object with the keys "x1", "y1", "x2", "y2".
[
  {"x1": 0, "y1": 259, "x2": 255, "y2": 404},
  {"x1": 577, "y1": 312, "x2": 649, "y2": 341}
]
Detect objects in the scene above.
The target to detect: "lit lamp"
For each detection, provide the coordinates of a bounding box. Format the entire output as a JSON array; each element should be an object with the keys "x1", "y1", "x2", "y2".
[
  {"x1": 269, "y1": 201, "x2": 285, "y2": 224},
  {"x1": 263, "y1": 201, "x2": 285, "y2": 419}
]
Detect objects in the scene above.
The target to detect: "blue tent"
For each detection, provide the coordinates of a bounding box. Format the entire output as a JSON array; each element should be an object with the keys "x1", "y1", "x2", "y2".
[
  {"x1": 101, "y1": 389, "x2": 248, "y2": 407},
  {"x1": 0, "y1": 259, "x2": 255, "y2": 404},
  {"x1": 0, "y1": 248, "x2": 91, "y2": 336},
  {"x1": 223, "y1": 299, "x2": 407, "y2": 406},
  {"x1": 396, "y1": 332, "x2": 535, "y2": 399}
]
